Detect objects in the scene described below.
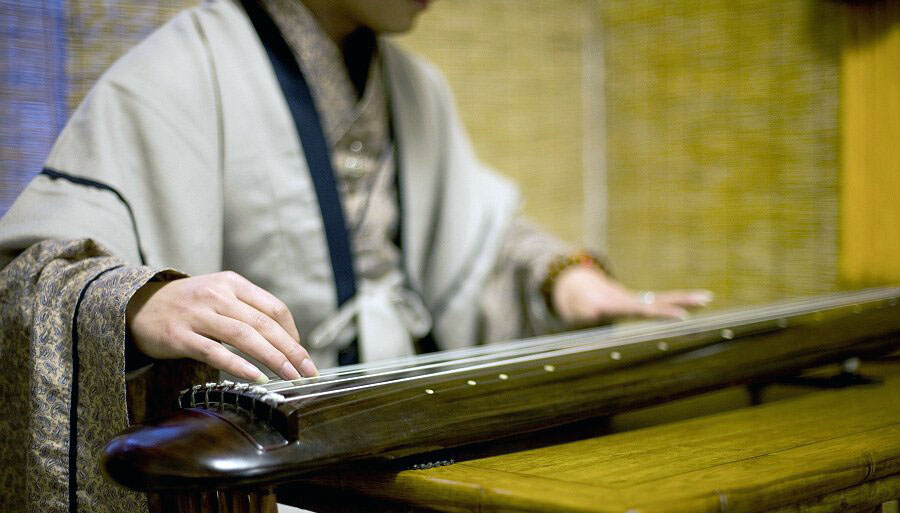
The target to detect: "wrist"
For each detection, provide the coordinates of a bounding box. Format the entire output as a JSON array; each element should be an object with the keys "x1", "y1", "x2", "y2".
[
  {"x1": 125, "y1": 271, "x2": 186, "y2": 367},
  {"x1": 540, "y1": 251, "x2": 610, "y2": 313}
]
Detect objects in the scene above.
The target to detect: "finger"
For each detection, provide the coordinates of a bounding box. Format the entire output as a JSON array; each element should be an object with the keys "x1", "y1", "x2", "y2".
[
  {"x1": 599, "y1": 299, "x2": 688, "y2": 320},
  {"x1": 579, "y1": 290, "x2": 640, "y2": 321},
  {"x1": 181, "y1": 332, "x2": 269, "y2": 384},
  {"x1": 225, "y1": 272, "x2": 302, "y2": 343},
  {"x1": 640, "y1": 302, "x2": 690, "y2": 320},
  {"x1": 579, "y1": 294, "x2": 681, "y2": 321},
  {"x1": 197, "y1": 313, "x2": 302, "y2": 381},
  {"x1": 217, "y1": 299, "x2": 317, "y2": 377},
  {"x1": 654, "y1": 290, "x2": 714, "y2": 308},
  {"x1": 584, "y1": 303, "x2": 686, "y2": 323}
]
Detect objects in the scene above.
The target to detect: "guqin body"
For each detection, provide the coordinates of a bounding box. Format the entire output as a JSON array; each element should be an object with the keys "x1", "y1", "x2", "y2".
[{"x1": 102, "y1": 288, "x2": 900, "y2": 511}]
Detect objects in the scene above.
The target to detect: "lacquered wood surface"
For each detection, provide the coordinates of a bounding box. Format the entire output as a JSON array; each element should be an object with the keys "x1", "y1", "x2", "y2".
[
  {"x1": 296, "y1": 360, "x2": 900, "y2": 513},
  {"x1": 274, "y1": 289, "x2": 900, "y2": 466},
  {"x1": 103, "y1": 289, "x2": 900, "y2": 493}
]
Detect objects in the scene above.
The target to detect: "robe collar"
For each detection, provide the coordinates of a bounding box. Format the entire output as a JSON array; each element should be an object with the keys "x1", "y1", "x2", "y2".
[{"x1": 259, "y1": 0, "x2": 382, "y2": 146}]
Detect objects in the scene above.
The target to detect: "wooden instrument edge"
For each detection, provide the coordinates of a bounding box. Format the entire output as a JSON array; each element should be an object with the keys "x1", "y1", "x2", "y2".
[{"x1": 101, "y1": 289, "x2": 900, "y2": 500}]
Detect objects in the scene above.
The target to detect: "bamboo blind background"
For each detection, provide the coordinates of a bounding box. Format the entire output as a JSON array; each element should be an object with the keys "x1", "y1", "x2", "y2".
[
  {"x1": 398, "y1": 0, "x2": 588, "y2": 245},
  {"x1": 841, "y1": 1, "x2": 900, "y2": 287},
  {"x1": 3, "y1": 0, "x2": 891, "y2": 308},
  {"x1": 595, "y1": 1, "x2": 844, "y2": 306},
  {"x1": 1, "y1": 2, "x2": 69, "y2": 213},
  {"x1": 404, "y1": 0, "x2": 845, "y2": 307}
]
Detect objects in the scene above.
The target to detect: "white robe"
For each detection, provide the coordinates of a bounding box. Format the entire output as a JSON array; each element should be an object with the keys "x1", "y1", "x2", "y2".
[{"x1": 0, "y1": 0, "x2": 520, "y2": 368}]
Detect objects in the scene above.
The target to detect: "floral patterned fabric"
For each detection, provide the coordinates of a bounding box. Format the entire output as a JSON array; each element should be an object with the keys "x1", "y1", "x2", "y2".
[{"x1": 0, "y1": 239, "x2": 215, "y2": 512}]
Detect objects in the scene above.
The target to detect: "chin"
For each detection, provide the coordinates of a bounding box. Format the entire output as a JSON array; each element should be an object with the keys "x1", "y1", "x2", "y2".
[
  {"x1": 360, "y1": 0, "x2": 425, "y2": 35},
  {"x1": 370, "y1": 17, "x2": 417, "y2": 35}
]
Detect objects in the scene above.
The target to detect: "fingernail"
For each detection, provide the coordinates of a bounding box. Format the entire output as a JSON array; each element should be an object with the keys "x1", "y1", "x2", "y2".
[
  {"x1": 244, "y1": 361, "x2": 269, "y2": 384},
  {"x1": 299, "y1": 358, "x2": 319, "y2": 377},
  {"x1": 281, "y1": 360, "x2": 301, "y2": 380}
]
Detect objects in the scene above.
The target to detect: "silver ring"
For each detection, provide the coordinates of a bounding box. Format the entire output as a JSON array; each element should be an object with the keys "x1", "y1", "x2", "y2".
[{"x1": 637, "y1": 291, "x2": 656, "y2": 305}]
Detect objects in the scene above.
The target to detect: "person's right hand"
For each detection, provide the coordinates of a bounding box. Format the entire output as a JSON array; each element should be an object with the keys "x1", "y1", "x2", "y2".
[{"x1": 126, "y1": 271, "x2": 318, "y2": 383}]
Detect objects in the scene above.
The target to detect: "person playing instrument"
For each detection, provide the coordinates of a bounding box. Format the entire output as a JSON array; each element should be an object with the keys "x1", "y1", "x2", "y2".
[{"x1": 0, "y1": 0, "x2": 710, "y2": 511}]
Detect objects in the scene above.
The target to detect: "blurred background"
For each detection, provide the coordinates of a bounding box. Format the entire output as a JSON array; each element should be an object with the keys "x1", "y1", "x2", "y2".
[{"x1": 2, "y1": 0, "x2": 898, "y2": 308}]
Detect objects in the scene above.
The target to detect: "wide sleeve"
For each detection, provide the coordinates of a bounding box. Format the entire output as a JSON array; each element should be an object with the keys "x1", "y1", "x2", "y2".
[
  {"x1": 0, "y1": 239, "x2": 217, "y2": 513},
  {"x1": 0, "y1": 240, "x2": 145, "y2": 512},
  {"x1": 478, "y1": 216, "x2": 575, "y2": 343}
]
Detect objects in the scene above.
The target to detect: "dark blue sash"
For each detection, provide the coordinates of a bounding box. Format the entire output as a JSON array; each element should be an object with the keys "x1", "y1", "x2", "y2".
[{"x1": 240, "y1": 0, "x2": 360, "y2": 363}]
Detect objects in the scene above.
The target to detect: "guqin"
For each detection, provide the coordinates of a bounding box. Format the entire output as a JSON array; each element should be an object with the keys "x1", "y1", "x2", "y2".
[{"x1": 102, "y1": 287, "x2": 900, "y2": 512}]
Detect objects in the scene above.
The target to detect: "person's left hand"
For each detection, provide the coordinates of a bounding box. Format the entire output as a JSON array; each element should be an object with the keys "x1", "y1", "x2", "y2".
[{"x1": 551, "y1": 266, "x2": 712, "y2": 326}]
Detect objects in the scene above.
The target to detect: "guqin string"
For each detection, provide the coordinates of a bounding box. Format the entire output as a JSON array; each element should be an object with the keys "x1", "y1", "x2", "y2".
[{"x1": 243, "y1": 287, "x2": 900, "y2": 401}]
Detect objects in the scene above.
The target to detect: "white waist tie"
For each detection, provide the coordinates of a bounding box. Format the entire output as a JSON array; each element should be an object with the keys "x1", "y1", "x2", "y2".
[{"x1": 308, "y1": 271, "x2": 432, "y2": 362}]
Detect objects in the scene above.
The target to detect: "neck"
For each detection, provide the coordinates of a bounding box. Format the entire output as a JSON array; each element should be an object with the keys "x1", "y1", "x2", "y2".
[{"x1": 300, "y1": 0, "x2": 359, "y2": 48}]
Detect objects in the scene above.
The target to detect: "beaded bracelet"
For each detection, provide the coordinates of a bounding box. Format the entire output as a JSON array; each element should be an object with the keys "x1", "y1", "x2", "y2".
[{"x1": 540, "y1": 251, "x2": 611, "y2": 309}]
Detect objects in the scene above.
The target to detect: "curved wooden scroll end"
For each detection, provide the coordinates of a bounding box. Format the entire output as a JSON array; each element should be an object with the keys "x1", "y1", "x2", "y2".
[{"x1": 102, "y1": 407, "x2": 292, "y2": 492}]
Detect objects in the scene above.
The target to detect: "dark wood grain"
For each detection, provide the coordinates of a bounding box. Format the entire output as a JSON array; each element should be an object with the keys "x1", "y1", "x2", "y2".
[
  {"x1": 103, "y1": 289, "x2": 900, "y2": 497},
  {"x1": 293, "y1": 360, "x2": 900, "y2": 513}
]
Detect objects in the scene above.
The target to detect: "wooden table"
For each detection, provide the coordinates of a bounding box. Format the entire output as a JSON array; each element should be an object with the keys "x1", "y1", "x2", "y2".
[{"x1": 286, "y1": 359, "x2": 900, "y2": 513}]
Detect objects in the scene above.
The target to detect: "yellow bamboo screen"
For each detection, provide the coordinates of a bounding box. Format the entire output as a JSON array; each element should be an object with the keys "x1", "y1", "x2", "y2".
[
  {"x1": 405, "y1": 1, "x2": 847, "y2": 307},
  {"x1": 595, "y1": 1, "x2": 845, "y2": 306},
  {"x1": 399, "y1": 0, "x2": 588, "y2": 245},
  {"x1": 841, "y1": 0, "x2": 900, "y2": 287}
]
